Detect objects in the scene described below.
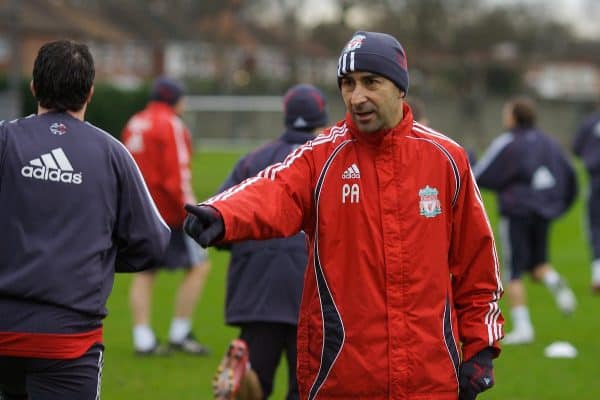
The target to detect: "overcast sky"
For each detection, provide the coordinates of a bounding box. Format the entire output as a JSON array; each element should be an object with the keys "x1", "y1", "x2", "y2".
[{"x1": 297, "y1": 0, "x2": 600, "y2": 39}]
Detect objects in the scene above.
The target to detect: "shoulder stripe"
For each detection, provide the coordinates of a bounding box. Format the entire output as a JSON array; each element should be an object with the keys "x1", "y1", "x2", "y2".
[
  {"x1": 265, "y1": 125, "x2": 348, "y2": 181},
  {"x1": 206, "y1": 125, "x2": 349, "y2": 205},
  {"x1": 206, "y1": 176, "x2": 262, "y2": 203},
  {"x1": 407, "y1": 136, "x2": 461, "y2": 207},
  {"x1": 413, "y1": 122, "x2": 460, "y2": 146},
  {"x1": 85, "y1": 122, "x2": 170, "y2": 231},
  {"x1": 472, "y1": 132, "x2": 514, "y2": 178}
]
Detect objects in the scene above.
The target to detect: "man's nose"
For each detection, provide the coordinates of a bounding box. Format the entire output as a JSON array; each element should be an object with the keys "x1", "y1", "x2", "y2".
[{"x1": 350, "y1": 85, "x2": 367, "y2": 105}]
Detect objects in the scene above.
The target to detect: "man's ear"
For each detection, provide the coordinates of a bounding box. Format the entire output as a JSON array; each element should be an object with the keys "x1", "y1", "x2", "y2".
[
  {"x1": 29, "y1": 80, "x2": 35, "y2": 97},
  {"x1": 86, "y1": 85, "x2": 94, "y2": 104}
]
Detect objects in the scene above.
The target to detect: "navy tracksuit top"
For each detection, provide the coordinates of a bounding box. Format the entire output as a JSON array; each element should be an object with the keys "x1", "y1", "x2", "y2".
[
  {"x1": 573, "y1": 112, "x2": 600, "y2": 186},
  {"x1": 218, "y1": 128, "x2": 314, "y2": 326},
  {"x1": 0, "y1": 113, "x2": 170, "y2": 342},
  {"x1": 474, "y1": 127, "x2": 577, "y2": 220}
]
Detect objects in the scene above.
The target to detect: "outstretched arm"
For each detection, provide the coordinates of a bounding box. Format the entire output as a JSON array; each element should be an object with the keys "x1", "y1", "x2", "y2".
[{"x1": 185, "y1": 143, "x2": 315, "y2": 246}]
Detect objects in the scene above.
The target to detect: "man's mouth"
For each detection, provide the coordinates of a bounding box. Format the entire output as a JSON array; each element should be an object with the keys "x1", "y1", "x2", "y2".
[{"x1": 354, "y1": 110, "x2": 374, "y2": 122}]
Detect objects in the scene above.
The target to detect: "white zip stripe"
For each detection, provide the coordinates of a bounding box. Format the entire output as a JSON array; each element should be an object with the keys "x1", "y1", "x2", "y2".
[
  {"x1": 51, "y1": 148, "x2": 74, "y2": 171},
  {"x1": 468, "y1": 167, "x2": 504, "y2": 342},
  {"x1": 86, "y1": 122, "x2": 170, "y2": 232},
  {"x1": 413, "y1": 123, "x2": 460, "y2": 146}
]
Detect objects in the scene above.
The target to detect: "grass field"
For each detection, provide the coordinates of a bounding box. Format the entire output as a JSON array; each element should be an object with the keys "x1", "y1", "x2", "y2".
[{"x1": 102, "y1": 150, "x2": 600, "y2": 399}]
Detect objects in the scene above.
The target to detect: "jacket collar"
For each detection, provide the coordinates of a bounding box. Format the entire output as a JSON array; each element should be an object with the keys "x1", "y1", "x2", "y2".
[{"x1": 344, "y1": 102, "x2": 414, "y2": 146}]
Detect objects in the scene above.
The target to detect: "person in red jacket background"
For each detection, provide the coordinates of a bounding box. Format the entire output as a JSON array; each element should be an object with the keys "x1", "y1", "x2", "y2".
[
  {"x1": 122, "y1": 77, "x2": 211, "y2": 355},
  {"x1": 185, "y1": 31, "x2": 503, "y2": 399}
]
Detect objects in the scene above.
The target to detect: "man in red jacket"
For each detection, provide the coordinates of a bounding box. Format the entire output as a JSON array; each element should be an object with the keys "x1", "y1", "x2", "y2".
[
  {"x1": 185, "y1": 31, "x2": 503, "y2": 399},
  {"x1": 122, "y1": 77, "x2": 211, "y2": 356}
]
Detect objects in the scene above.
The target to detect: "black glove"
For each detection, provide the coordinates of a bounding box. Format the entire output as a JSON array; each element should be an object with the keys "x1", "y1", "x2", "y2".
[
  {"x1": 458, "y1": 347, "x2": 495, "y2": 400},
  {"x1": 183, "y1": 204, "x2": 225, "y2": 248}
]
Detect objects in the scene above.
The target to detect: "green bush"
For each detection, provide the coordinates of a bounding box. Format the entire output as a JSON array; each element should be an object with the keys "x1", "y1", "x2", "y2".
[{"x1": 85, "y1": 84, "x2": 149, "y2": 138}]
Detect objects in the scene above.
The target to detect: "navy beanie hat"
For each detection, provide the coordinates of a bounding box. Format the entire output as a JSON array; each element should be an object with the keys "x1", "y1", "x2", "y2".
[
  {"x1": 337, "y1": 31, "x2": 409, "y2": 93},
  {"x1": 283, "y1": 84, "x2": 328, "y2": 131},
  {"x1": 150, "y1": 76, "x2": 185, "y2": 105}
]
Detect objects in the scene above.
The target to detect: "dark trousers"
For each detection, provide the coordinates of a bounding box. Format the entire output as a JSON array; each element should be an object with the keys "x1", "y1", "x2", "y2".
[
  {"x1": 501, "y1": 215, "x2": 550, "y2": 280},
  {"x1": 239, "y1": 322, "x2": 298, "y2": 400},
  {"x1": 0, "y1": 343, "x2": 103, "y2": 400}
]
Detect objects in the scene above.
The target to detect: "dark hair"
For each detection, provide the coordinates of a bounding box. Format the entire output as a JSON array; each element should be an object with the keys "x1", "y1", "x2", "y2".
[
  {"x1": 32, "y1": 40, "x2": 95, "y2": 112},
  {"x1": 508, "y1": 96, "x2": 536, "y2": 128}
]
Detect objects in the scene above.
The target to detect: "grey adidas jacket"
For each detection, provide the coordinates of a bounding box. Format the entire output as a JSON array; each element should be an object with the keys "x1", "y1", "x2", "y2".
[{"x1": 0, "y1": 112, "x2": 170, "y2": 340}]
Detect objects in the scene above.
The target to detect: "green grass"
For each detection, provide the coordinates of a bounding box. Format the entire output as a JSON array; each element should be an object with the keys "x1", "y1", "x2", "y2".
[{"x1": 102, "y1": 151, "x2": 599, "y2": 399}]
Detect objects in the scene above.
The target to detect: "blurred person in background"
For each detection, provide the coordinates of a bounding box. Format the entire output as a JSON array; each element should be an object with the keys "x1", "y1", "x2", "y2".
[
  {"x1": 0, "y1": 40, "x2": 170, "y2": 399},
  {"x1": 212, "y1": 84, "x2": 329, "y2": 400},
  {"x1": 185, "y1": 31, "x2": 503, "y2": 400},
  {"x1": 572, "y1": 98, "x2": 600, "y2": 293},
  {"x1": 122, "y1": 77, "x2": 211, "y2": 356},
  {"x1": 474, "y1": 96, "x2": 577, "y2": 345}
]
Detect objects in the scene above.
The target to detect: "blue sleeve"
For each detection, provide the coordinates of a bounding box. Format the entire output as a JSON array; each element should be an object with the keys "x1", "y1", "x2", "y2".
[
  {"x1": 213, "y1": 155, "x2": 254, "y2": 252},
  {"x1": 0, "y1": 124, "x2": 6, "y2": 191},
  {"x1": 217, "y1": 154, "x2": 253, "y2": 194},
  {"x1": 113, "y1": 144, "x2": 171, "y2": 272},
  {"x1": 572, "y1": 118, "x2": 591, "y2": 156},
  {"x1": 473, "y1": 133, "x2": 518, "y2": 190},
  {"x1": 561, "y1": 151, "x2": 578, "y2": 214}
]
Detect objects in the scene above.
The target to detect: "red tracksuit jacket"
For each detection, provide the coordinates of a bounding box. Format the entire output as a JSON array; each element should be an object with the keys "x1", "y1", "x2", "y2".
[
  {"x1": 122, "y1": 101, "x2": 195, "y2": 227},
  {"x1": 207, "y1": 104, "x2": 503, "y2": 399}
]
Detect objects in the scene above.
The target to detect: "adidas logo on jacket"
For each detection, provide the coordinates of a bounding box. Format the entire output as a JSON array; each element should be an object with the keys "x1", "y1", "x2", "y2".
[{"x1": 21, "y1": 147, "x2": 82, "y2": 184}]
